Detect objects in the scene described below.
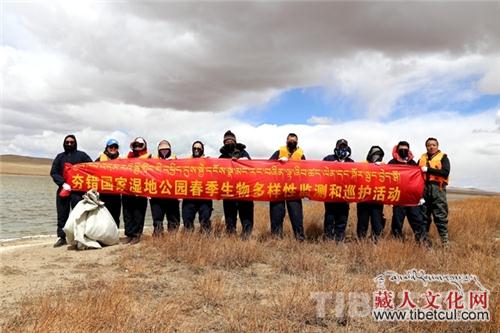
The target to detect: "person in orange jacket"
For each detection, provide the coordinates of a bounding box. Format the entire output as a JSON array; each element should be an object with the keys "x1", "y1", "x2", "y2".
[
  {"x1": 95, "y1": 139, "x2": 121, "y2": 227},
  {"x1": 418, "y1": 137, "x2": 451, "y2": 245}
]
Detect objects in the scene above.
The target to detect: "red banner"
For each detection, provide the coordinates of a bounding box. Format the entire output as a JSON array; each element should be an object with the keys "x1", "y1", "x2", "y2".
[{"x1": 63, "y1": 158, "x2": 424, "y2": 205}]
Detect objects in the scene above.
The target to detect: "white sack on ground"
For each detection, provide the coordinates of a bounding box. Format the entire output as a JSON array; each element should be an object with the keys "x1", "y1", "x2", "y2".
[{"x1": 63, "y1": 189, "x2": 119, "y2": 249}]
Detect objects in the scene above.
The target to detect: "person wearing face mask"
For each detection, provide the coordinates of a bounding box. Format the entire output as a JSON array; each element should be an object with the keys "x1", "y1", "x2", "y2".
[
  {"x1": 50, "y1": 134, "x2": 92, "y2": 247},
  {"x1": 418, "y1": 137, "x2": 450, "y2": 246},
  {"x1": 269, "y1": 133, "x2": 306, "y2": 241},
  {"x1": 182, "y1": 141, "x2": 213, "y2": 233},
  {"x1": 95, "y1": 138, "x2": 122, "y2": 227},
  {"x1": 122, "y1": 137, "x2": 151, "y2": 245},
  {"x1": 322, "y1": 139, "x2": 354, "y2": 242},
  {"x1": 356, "y1": 146, "x2": 386, "y2": 241},
  {"x1": 219, "y1": 130, "x2": 254, "y2": 239},
  {"x1": 149, "y1": 140, "x2": 180, "y2": 236},
  {"x1": 388, "y1": 141, "x2": 430, "y2": 246}
]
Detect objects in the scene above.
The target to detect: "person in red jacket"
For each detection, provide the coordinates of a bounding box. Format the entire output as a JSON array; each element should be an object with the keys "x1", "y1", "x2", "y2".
[
  {"x1": 388, "y1": 141, "x2": 430, "y2": 246},
  {"x1": 122, "y1": 137, "x2": 151, "y2": 245}
]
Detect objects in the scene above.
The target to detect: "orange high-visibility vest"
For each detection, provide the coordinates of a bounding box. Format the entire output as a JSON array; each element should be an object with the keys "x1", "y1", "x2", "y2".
[
  {"x1": 419, "y1": 151, "x2": 449, "y2": 185},
  {"x1": 278, "y1": 146, "x2": 304, "y2": 160}
]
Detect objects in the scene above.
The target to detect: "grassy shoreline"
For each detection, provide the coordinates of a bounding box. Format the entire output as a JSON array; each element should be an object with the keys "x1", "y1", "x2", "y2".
[{"x1": 1, "y1": 197, "x2": 498, "y2": 332}]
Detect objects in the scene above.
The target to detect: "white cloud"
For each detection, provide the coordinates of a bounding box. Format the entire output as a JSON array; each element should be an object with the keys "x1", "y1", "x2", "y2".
[
  {"x1": 2, "y1": 107, "x2": 499, "y2": 191},
  {"x1": 478, "y1": 60, "x2": 500, "y2": 94},
  {"x1": 2, "y1": 2, "x2": 500, "y2": 191},
  {"x1": 307, "y1": 116, "x2": 334, "y2": 125}
]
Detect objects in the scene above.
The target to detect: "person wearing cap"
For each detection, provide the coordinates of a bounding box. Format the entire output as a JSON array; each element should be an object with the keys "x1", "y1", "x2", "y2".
[
  {"x1": 149, "y1": 140, "x2": 180, "y2": 236},
  {"x1": 122, "y1": 137, "x2": 151, "y2": 245},
  {"x1": 418, "y1": 137, "x2": 450, "y2": 246},
  {"x1": 322, "y1": 138, "x2": 354, "y2": 242},
  {"x1": 388, "y1": 141, "x2": 430, "y2": 246},
  {"x1": 356, "y1": 146, "x2": 386, "y2": 241},
  {"x1": 269, "y1": 133, "x2": 306, "y2": 241},
  {"x1": 219, "y1": 130, "x2": 254, "y2": 239},
  {"x1": 95, "y1": 139, "x2": 122, "y2": 227},
  {"x1": 50, "y1": 134, "x2": 92, "y2": 247},
  {"x1": 182, "y1": 140, "x2": 213, "y2": 233}
]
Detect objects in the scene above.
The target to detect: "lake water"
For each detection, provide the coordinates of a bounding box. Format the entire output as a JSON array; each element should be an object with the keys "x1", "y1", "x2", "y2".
[{"x1": 0, "y1": 174, "x2": 227, "y2": 240}]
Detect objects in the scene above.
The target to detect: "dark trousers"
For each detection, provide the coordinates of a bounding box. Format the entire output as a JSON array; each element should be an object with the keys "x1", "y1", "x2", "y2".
[
  {"x1": 150, "y1": 198, "x2": 180, "y2": 232},
  {"x1": 324, "y1": 202, "x2": 349, "y2": 241},
  {"x1": 223, "y1": 200, "x2": 254, "y2": 237},
  {"x1": 56, "y1": 190, "x2": 83, "y2": 238},
  {"x1": 182, "y1": 199, "x2": 213, "y2": 232},
  {"x1": 122, "y1": 195, "x2": 148, "y2": 237},
  {"x1": 421, "y1": 183, "x2": 449, "y2": 243},
  {"x1": 391, "y1": 205, "x2": 428, "y2": 242},
  {"x1": 100, "y1": 193, "x2": 121, "y2": 228},
  {"x1": 356, "y1": 202, "x2": 385, "y2": 240},
  {"x1": 270, "y1": 200, "x2": 305, "y2": 240}
]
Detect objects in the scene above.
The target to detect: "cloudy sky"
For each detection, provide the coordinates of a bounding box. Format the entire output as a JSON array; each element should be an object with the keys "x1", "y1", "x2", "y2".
[{"x1": 2, "y1": 1, "x2": 500, "y2": 191}]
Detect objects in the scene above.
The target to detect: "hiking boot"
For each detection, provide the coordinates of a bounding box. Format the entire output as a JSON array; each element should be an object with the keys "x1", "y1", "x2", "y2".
[
  {"x1": 53, "y1": 237, "x2": 67, "y2": 248},
  {"x1": 129, "y1": 236, "x2": 141, "y2": 245},
  {"x1": 121, "y1": 236, "x2": 133, "y2": 244},
  {"x1": 152, "y1": 226, "x2": 163, "y2": 238}
]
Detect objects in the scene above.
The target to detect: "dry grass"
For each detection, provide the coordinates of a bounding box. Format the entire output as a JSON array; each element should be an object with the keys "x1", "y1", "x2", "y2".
[{"x1": 3, "y1": 197, "x2": 499, "y2": 332}]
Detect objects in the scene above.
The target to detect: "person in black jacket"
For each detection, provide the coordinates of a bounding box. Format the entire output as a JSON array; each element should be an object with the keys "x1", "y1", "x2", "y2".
[
  {"x1": 356, "y1": 146, "x2": 386, "y2": 241},
  {"x1": 323, "y1": 139, "x2": 354, "y2": 242},
  {"x1": 388, "y1": 141, "x2": 430, "y2": 246},
  {"x1": 149, "y1": 140, "x2": 180, "y2": 236},
  {"x1": 95, "y1": 138, "x2": 121, "y2": 228},
  {"x1": 219, "y1": 130, "x2": 254, "y2": 239},
  {"x1": 50, "y1": 134, "x2": 92, "y2": 247},
  {"x1": 182, "y1": 140, "x2": 213, "y2": 233}
]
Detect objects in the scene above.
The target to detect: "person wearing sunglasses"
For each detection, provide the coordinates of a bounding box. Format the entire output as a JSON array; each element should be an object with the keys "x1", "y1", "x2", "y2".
[
  {"x1": 219, "y1": 130, "x2": 254, "y2": 239},
  {"x1": 50, "y1": 134, "x2": 92, "y2": 247},
  {"x1": 150, "y1": 140, "x2": 180, "y2": 237},
  {"x1": 182, "y1": 140, "x2": 213, "y2": 233},
  {"x1": 95, "y1": 138, "x2": 122, "y2": 227}
]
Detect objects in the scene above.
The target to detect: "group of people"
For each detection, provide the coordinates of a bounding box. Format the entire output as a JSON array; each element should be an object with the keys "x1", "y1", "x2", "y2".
[{"x1": 50, "y1": 131, "x2": 450, "y2": 248}]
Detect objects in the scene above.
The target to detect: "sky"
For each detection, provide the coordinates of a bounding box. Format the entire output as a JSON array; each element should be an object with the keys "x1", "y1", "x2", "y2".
[{"x1": 1, "y1": 1, "x2": 500, "y2": 191}]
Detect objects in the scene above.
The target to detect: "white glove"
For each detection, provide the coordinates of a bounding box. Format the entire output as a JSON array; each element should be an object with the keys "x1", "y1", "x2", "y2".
[
  {"x1": 418, "y1": 198, "x2": 426, "y2": 206},
  {"x1": 374, "y1": 161, "x2": 382, "y2": 165},
  {"x1": 421, "y1": 166, "x2": 428, "y2": 172},
  {"x1": 62, "y1": 183, "x2": 72, "y2": 191},
  {"x1": 278, "y1": 157, "x2": 288, "y2": 162}
]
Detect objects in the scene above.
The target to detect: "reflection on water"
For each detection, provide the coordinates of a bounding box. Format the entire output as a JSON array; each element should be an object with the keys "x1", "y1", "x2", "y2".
[
  {"x1": 0, "y1": 175, "x2": 56, "y2": 239},
  {"x1": 0, "y1": 174, "x2": 225, "y2": 240}
]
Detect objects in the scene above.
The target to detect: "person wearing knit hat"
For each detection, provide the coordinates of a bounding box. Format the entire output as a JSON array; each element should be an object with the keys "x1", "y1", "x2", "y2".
[
  {"x1": 356, "y1": 145, "x2": 386, "y2": 241},
  {"x1": 219, "y1": 130, "x2": 254, "y2": 238},
  {"x1": 322, "y1": 138, "x2": 354, "y2": 242},
  {"x1": 50, "y1": 134, "x2": 92, "y2": 247},
  {"x1": 182, "y1": 140, "x2": 213, "y2": 233},
  {"x1": 149, "y1": 139, "x2": 180, "y2": 236},
  {"x1": 122, "y1": 136, "x2": 152, "y2": 245},
  {"x1": 388, "y1": 141, "x2": 430, "y2": 246},
  {"x1": 223, "y1": 130, "x2": 237, "y2": 144},
  {"x1": 268, "y1": 133, "x2": 306, "y2": 241},
  {"x1": 95, "y1": 138, "x2": 121, "y2": 227}
]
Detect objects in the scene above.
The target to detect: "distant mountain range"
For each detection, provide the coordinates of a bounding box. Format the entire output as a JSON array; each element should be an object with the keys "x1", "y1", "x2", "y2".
[{"x1": 0, "y1": 154, "x2": 498, "y2": 196}]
